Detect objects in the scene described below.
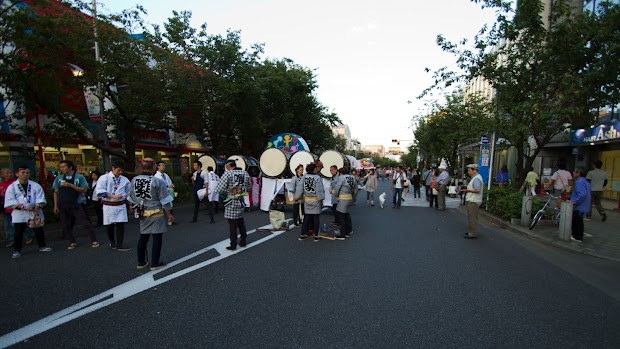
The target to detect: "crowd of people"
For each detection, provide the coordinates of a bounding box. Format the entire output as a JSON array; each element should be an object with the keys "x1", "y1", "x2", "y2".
[{"x1": 0, "y1": 156, "x2": 254, "y2": 269}]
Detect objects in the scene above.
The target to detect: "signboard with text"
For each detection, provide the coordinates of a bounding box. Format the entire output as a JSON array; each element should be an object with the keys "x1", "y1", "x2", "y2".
[{"x1": 478, "y1": 144, "x2": 490, "y2": 184}]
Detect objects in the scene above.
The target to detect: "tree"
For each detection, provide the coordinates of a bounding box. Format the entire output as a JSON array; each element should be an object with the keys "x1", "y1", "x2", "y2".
[
  {"x1": 414, "y1": 92, "x2": 493, "y2": 170},
  {"x1": 422, "y1": 0, "x2": 619, "y2": 185}
]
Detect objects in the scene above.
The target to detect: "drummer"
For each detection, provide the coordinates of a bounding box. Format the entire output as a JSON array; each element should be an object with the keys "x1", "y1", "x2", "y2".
[
  {"x1": 295, "y1": 163, "x2": 325, "y2": 242},
  {"x1": 329, "y1": 165, "x2": 340, "y2": 227},
  {"x1": 333, "y1": 167, "x2": 357, "y2": 240}
]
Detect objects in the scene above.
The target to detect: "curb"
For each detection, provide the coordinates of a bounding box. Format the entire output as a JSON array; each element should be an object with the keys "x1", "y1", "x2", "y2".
[{"x1": 468, "y1": 207, "x2": 620, "y2": 263}]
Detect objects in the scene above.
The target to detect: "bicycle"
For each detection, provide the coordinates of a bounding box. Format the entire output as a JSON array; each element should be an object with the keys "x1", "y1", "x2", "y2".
[{"x1": 529, "y1": 192, "x2": 562, "y2": 230}]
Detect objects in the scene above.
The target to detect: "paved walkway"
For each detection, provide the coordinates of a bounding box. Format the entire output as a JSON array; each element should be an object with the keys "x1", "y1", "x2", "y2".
[{"x1": 400, "y1": 187, "x2": 620, "y2": 262}]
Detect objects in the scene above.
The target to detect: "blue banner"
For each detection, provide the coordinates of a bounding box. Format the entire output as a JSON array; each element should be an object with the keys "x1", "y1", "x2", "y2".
[
  {"x1": 478, "y1": 144, "x2": 490, "y2": 185},
  {"x1": 570, "y1": 119, "x2": 620, "y2": 145},
  {"x1": 0, "y1": 95, "x2": 9, "y2": 132}
]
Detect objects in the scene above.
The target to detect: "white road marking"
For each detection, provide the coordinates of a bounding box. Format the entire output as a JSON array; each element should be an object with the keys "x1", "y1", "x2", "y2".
[{"x1": 0, "y1": 223, "x2": 291, "y2": 348}]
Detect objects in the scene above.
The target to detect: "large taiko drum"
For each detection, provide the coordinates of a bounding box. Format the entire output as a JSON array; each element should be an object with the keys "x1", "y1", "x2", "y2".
[
  {"x1": 197, "y1": 154, "x2": 225, "y2": 176},
  {"x1": 259, "y1": 148, "x2": 292, "y2": 178},
  {"x1": 227, "y1": 155, "x2": 260, "y2": 177},
  {"x1": 318, "y1": 150, "x2": 351, "y2": 178},
  {"x1": 289, "y1": 151, "x2": 317, "y2": 175}
]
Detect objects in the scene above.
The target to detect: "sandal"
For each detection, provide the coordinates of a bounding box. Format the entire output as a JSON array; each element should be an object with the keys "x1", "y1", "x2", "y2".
[
  {"x1": 91, "y1": 242, "x2": 100, "y2": 248},
  {"x1": 67, "y1": 243, "x2": 77, "y2": 250}
]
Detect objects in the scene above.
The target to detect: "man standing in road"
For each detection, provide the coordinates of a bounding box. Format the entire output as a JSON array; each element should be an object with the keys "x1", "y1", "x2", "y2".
[
  {"x1": 155, "y1": 161, "x2": 175, "y2": 225},
  {"x1": 462, "y1": 164, "x2": 483, "y2": 239},
  {"x1": 570, "y1": 168, "x2": 591, "y2": 243},
  {"x1": 129, "y1": 158, "x2": 174, "y2": 270},
  {"x1": 586, "y1": 160, "x2": 607, "y2": 222},
  {"x1": 423, "y1": 166, "x2": 433, "y2": 202},
  {"x1": 1, "y1": 168, "x2": 33, "y2": 247},
  {"x1": 435, "y1": 164, "x2": 450, "y2": 211},
  {"x1": 206, "y1": 166, "x2": 220, "y2": 216},
  {"x1": 4, "y1": 168, "x2": 53, "y2": 258},
  {"x1": 96, "y1": 161, "x2": 131, "y2": 251},
  {"x1": 53, "y1": 160, "x2": 99, "y2": 249},
  {"x1": 190, "y1": 161, "x2": 214, "y2": 224},
  {"x1": 329, "y1": 165, "x2": 340, "y2": 225},
  {"x1": 295, "y1": 163, "x2": 325, "y2": 242},
  {"x1": 334, "y1": 167, "x2": 356, "y2": 240},
  {"x1": 216, "y1": 160, "x2": 251, "y2": 250},
  {"x1": 391, "y1": 166, "x2": 405, "y2": 209}
]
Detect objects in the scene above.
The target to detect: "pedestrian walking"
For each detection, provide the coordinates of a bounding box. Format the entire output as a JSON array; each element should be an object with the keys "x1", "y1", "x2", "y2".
[
  {"x1": 462, "y1": 164, "x2": 483, "y2": 239},
  {"x1": 90, "y1": 171, "x2": 103, "y2": 226},
  {"x1": 53, "y1": 160, "x2": 99, "y2": 249},
  {"x1": 362, "y1": 169, "x2": 378, "y2": 206},
  {"x1": 190, "y1": 161, "x2": 215, "y2": 224},
  {"x1": 435, "y1": 164, "x2": 450, "y2": 211},
  {"x1": 4, "y1": 167, "x2": 52, "y2": 258},
  {"x1": 295, "y1": 163, "x2": 325, "y2": 241},
  {"x1": 423, "y1": 166, "x2": 433, "y2": 201},
  {"x1": 522, "y1": 167, "x2": 539, "y2": 196},
  {"x1": 216, "y1": 159, "x2": 251, "y2": 250},
  {"x1": 391, "y1": 166, "x2": 405, "y2": 209},
  {"x1": 206, "y1": 166, "x2": 220, "y2": 214},
  {"x1": 586, "y1": 160, "x2": 607, "y2": 222},
  {"x1": 334, "y1": 167, "x2": 357, "y2": 239},
  {"x1": 548, "y1": 162, "x2": 573, "y2": 208},
  {"x1": 569, "y1": 168, "x2": 591, "y2": 242},
  {"x1": 429, "y1": 169, "x2": 439, "y2": 208},
  {"x1": 1, "y1": 168, "x2": 34, "y2": 247},
  {"x1": 129, "y1": 158, "x2": 174, "y2": 270},
  {"x1": 411, "y1": 169, "x2": 421, "y2": 200},
  {"x1": 350, "y1": 169, "x2": 359, "y2": 205},
  {"x1": 96, "y1": 161, "x2": 131, "y2": 251},
  {"x1": 402, "y1": 169, "x2": 410, "y2": 200}
]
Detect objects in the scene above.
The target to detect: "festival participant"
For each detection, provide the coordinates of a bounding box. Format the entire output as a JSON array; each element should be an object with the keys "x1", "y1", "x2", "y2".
[
  {"x1": 90, "y1": 171, "x2": 104, "y2": 226},
  {"x1": 216, "y1": 160, "x2": 251, "y2": 250},
  {"x1": 334, "y1": 167, "x2": 357, "y2": 240},
  {"x1": 53, "y1": 160, "x2": 99, "y2": 249},
  {"x1": 0, "y1": 168, "x2": 33, "y2": 247},
  {"x1": 190, "y1": 161, "x2": 214, "y2": 224},
  {"x1": 291, "y1": 164, "x2": 304, "y2": 226},
  {"x1": 4, "y1": 168, "x2": 52, "y2": 258},
  {"x1": 96, "y1": 161, "x2": 131, "y2": 251},
  {"x1": 206, "y1": 166, "x2": 220, "y2": 218},
  {"x1": 155, "y1": 161, "x2": 175, "y2": 225},
  {"x1": 329, "y1": 165, "x2": 340, "y2": 225},
  {"x1": 128, "y1": 158, "x2": 174, "y2": 270},
  {"x1": 295, "y1": 163, "x2": 325, "y2": 242}
]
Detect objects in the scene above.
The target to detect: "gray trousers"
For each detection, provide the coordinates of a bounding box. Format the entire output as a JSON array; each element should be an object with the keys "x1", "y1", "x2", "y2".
[
  {"x1": 466, "y1": 202, "x2": 480, "y2": 237},
  {"x1": 437, "y1": 187, "x2": 447, "y2": 210},
  {"x1": 589, "y1": 191, "x2": 605, "y2": 217}
]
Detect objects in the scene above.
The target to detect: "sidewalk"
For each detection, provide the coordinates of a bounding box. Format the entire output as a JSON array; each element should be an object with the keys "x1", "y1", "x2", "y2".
[{"x1": 478, "y1": 198, "x2": 620, "y2": 263}]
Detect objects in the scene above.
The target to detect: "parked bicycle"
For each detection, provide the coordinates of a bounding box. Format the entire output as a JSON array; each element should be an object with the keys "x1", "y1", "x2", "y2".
[{"x1": 529, "y1": 192, "x2": 562, "y2": 230}]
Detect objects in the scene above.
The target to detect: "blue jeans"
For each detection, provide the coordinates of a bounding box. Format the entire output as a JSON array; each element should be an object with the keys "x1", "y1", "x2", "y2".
[
  {"x1": 392, "y1": 188, "x2": 403, "y2": 207},
  {"x1": 3, "y1": 212, "x2": 33, "y2": 243}
]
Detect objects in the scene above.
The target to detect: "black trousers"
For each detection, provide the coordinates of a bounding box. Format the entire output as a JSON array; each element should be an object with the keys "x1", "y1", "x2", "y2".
[
  {"x1": 137, "y1": 233, "x2": 162, "y2": 265},
  {"x1": 572, "y1": 210, "x2": 584, "y2": 240},
  {"x1": 193, "y1": 194, "x2": 214, "y2": 221},
  {"x1": 292, "y1": 202, "x2": 304, "y2": 224},
  {"x1": 336, "y1": 211, "x2": 352, "y2": 235},
  {"x1": 93, "y1": 200, "x2": 103, "y2": 225},
  {"x1": 60, "y1": 207, "x2": 97, "y2": 243},
  {"x1": 302, "y1": 214, "x2": 320, "y2": 236},
  {"x1": 228, "y1": 218, "x2": 247, "y2": 247},
  {"x1": 425, "y1": 185, "x2": 431, "y2": 201},
  {"x1": 106, "y1": 223, "x2": 125, "y2": 248},
  {"x1": 13, "y1": 223, "x2": 46, "y2": 252}
]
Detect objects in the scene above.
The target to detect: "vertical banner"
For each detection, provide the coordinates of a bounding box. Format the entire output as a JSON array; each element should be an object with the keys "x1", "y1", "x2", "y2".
[
  {"x1": 0, "y1": 95, "x2": 9, "y2": 132},
  {"x1": 83, "y1": 88, "x2": 101, "y2": 122},
  {"x1": 478, "y1": 144, "x2": 490, "y2": 185}
]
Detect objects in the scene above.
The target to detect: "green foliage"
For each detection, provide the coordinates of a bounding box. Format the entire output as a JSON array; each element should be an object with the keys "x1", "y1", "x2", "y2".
[
  {"x1": 172, "y1": 180, "x2": 193, "y2": 203},
  {"x1": 483, "y1": 186, "x2": 545, "y2": 220}
]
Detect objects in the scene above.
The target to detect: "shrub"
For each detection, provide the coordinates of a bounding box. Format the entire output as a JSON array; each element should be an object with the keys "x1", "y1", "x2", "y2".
[{"x1": 483, "y1": 186, "x2": 546, "y2": 221}]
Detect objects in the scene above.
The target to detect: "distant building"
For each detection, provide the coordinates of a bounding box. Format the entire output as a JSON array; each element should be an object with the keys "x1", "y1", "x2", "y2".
[
  {"x1": 361, "y1": 145, "x2": 385, "y2": 157},
  {"x1": 387, "y1": 147, "x2": 402, "y2": 154},
  {"x1": 332, "y1": 124, "x2": 357, "y2": 151}
]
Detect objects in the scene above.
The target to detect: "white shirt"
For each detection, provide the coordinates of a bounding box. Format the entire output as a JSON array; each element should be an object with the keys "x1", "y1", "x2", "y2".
[
  {"x1": 154, "y1": 171, "x2": 173, "y2": 186},
  {"x1": 551, "y1": 169, "x2": 572, "y2": 190}
]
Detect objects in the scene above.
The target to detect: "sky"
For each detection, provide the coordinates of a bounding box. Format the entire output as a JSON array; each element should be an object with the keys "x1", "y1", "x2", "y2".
[{"x1": 102, "y1": 0, "x2": 498, "y2": 151}]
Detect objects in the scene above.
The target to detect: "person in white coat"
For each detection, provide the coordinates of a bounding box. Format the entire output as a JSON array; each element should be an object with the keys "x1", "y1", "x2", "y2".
[
  {"x1": 96, "y1": 161, "x2": 131, "y2": 251},
  {"x1": 4, "y1": 168, "x2": 52, "y2": 258}
]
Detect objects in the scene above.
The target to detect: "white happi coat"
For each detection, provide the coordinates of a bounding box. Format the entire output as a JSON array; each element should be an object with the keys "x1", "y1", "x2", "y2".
[
  {"x1": 207, "y1": 171, "x2": 220, "y2": 202},
  {"x1": 154, "y1": 171, "x2": 174, "y2": 202},
  {"x1": 95, "y1": 172, "x2": 131, "y2": 225},
  {"x1": 4, "y1": 180, "x2": 46, "y2": 224}
]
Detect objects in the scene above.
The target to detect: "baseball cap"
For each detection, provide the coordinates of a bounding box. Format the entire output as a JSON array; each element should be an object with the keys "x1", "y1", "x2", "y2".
[{"x1": 466, "y1": 164, "x2": 479, "y2": 169}]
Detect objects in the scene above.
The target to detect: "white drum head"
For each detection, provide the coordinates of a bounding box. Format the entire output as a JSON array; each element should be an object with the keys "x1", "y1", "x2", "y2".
[
  {"x1": 227, "y1": 155, "x2": 246, "y2": 170},
  {"x1": 259, "y1": 148, "x2": 288, "y2": 178},
  {"x1": 198, "y1": 155, "x2": 216, "y2": 172},
  {"x1": 319, "y1": 150, "x2": 345, "y2": 178},
  {"x1": 289, "y1": 151, "x2": 315, "y2": 174}
]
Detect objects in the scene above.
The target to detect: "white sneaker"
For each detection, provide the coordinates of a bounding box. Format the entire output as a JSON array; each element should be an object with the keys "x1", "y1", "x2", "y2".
[
  {"x1": 39, "y1": 247, "x2": 52, "y2": 252},
  {"x1": 11, "y1": 251, "x2": 21, "y2": 258},
  {"x1": 583, "y1": 233, "x2": 593, "y2": 238},
  {"x1": 570, "y1": 236, "x2": 583, "y2": 243}
]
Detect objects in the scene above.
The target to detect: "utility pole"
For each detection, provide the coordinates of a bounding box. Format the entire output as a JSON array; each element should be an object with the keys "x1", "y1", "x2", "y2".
[{"x1": 92, "y1": 0, "x2": 110, "y2": 171}]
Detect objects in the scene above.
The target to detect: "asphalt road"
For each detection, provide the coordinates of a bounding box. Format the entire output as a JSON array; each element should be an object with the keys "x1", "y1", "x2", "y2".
[{"x1": 2, "y1": 180, "x2": 620, "y2": 348}]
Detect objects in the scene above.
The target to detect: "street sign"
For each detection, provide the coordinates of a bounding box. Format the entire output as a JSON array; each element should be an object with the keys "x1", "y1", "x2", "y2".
[{"x1": 481, "y1": 136, "x2": 489, "y2": 144}]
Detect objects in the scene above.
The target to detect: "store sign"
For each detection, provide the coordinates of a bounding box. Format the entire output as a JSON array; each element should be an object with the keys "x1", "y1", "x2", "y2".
[{"x1": 570, "y1": 119, "x2": 620, "y2": 145}]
